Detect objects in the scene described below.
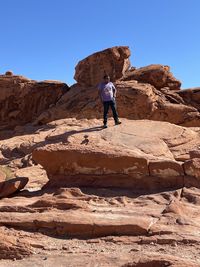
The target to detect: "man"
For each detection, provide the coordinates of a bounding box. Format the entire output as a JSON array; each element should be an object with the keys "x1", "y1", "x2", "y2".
[{"x1": 98, "y1": 74, "x2": 121, "y2": 128}]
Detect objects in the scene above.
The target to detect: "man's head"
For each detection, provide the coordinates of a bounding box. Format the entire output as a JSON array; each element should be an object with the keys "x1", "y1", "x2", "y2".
[{"x1": 103, "y1": 74, "x2": 110, "y2": 83}]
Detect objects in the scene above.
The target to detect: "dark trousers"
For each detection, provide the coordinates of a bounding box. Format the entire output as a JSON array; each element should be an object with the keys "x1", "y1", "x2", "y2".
[{"x1": 103, "y1": 100, "x2": 119, "y2": 125}]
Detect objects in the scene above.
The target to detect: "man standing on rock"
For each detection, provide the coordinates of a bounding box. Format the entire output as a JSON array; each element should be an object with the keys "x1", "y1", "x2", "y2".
[{"x1": 98, "y1": 75, "x2": 121, "y2": 128}]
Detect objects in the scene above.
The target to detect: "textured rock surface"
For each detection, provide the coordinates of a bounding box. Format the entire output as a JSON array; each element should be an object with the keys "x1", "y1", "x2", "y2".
[
  {"x1": 0, "y1": 74, "x2": 68, "y2": 130},
  {"x1": 0, "y1": 187, "x2": 200, "y2": 265},
  {"x1": 1, "y1": 118, "x2": 200, "y2": 191},
  {"x1": 0, "y1": 119, "x2": 200, "y2": 264},
  {"x1": 183, "y1": 158, "x2": 200, "y2": 188},
  {"x1": 122, "y1": 64, "x2": 181, "y2": 90},
  {"x1": 32, "y1": 47, "x2": 200, "y2": 128},
  {"x1": 30, "y1": 118, "x2": 200, "y2": 191},
  {"x1": 74, "y1": 46, "x2": 131, "y2": 86},
  {"x1": 2, "y1": 46, "x2": 200, "y2": 265},
  {"x1": 0, "y1": 227, "x2": 32, "y2": 260},
  {"x1": 0, "y1": 177, "x2": 28, "y2": 198},
  {"x1": 34, "y1": 80, "x2": 200, "y2": 127},
  {"x1": 0, "y1": 170, "x2": 6, "y2": 182}
]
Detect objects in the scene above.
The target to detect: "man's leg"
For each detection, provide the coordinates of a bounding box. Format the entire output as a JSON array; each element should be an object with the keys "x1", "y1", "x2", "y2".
[
  {"x1": 103, "y1": 101, "x2": 109, "y2": 127},
  {"x1": 110, "y1": 100, "x2": 121, "y2": 124}
]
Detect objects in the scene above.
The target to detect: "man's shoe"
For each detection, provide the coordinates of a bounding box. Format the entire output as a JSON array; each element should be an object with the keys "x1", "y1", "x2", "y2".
[
  {"x1": 115, "y1": 121, "x2": 122, "y2": 125},
  {"x1": 103, "y1": 124, "x2": 108, "y2": 128}
]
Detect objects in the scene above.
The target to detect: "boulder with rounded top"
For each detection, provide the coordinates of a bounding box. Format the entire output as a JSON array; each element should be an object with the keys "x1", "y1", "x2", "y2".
[
  {"x1": 122, "y1": 64, "x2": 181, "y2": 90},
  {"x1": 74, "y1": 46, "x2": 131, "y2": 86}
]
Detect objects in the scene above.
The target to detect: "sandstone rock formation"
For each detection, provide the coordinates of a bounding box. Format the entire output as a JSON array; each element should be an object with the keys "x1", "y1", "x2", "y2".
[
  {"x1": 0, "y1": 118, "x2": 199, "y2": 265},
  {"x1": 178, "y1": 87, "x2": 200, "y2": 111},
  {"x1": 122, "y1": 64, "x2": 181, "y2": 90},
  {"x1": 74, "y1": 46, "x2": 131, "y2": 86},
  {"x1": 0, "y1": 182, "x2": 200, "y2": 266},
  {"x1": 35, "y1": 79, "x2": 200, "y2": 127},
  {"x1": 0, "y1": 227, "x2": 32, "y2": 260},
  {"x1": 0, "y1": 73, "x2": 68, "y2": 130},
  {"x1": 1, "y1": 46, "x2": 200, "y2": 266},
  {"x1": 31, "y1": 119, "x2": 200, "y2": 193}
]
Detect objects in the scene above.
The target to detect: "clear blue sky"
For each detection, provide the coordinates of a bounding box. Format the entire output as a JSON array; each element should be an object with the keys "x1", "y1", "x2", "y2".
[{"x1": 1, "y1": 0, "x2": 200, "y2": 88}]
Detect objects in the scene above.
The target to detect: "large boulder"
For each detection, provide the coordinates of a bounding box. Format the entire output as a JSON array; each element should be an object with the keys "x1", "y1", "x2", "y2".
[
  {"x1": 74, "y1": 46, "x2": 131, "y2": 86},
  {"x1": 122, "y1": 64, "x2": 181, "y2": 90},
  {"x1": 0, "y1": 73, "x2": 69, "y2": 130}
]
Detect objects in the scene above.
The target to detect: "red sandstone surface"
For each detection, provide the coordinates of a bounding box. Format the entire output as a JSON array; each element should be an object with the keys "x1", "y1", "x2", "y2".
[{"x1": 0, "y1": 47, "x2": 200, "y2": 266}]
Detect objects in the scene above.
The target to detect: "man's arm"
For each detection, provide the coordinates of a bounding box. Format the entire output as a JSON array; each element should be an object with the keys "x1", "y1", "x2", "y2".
[
  {"x1": 98, "y1": 84, "x2": 103, "y2": 102},
  {"x1": 112, "y1": 83, "x2": 117, "y2": 98}
]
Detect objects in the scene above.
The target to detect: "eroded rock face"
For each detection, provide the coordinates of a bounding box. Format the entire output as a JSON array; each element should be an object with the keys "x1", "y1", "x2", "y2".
[
  {"x1": 30, "y1": 47, "x2": 200, "y2": 127},
  {"x1": 122, "y1": 64, "x2": 181, "y2": 90},
  {"x1": 34, "y1": 80, "x2": 200, "y2": 127},
  {"x1": 184, "y1": 158, "x2": 200, "y2": 178},
  {"x1": 74, "y1": 46, "x2": 131, "y2": 86},
  {"x1": 0, "y1": 227, "x2": 32, "y2": 259},
  {"x1": 0, "y1": 74, "x2": 68, "y2": 130},
  {"x1": 31, "y1": 119, "x2": 200, "y2": 191},
  {"x1": 2, "y1": 45, "x2": 200, "y2": 265},
  {"x1": 0, "y1": 187, "x2": 200, "y2": 265},
  {"x1": 0, "y1": 170, "x2": 6, "y2": 182},
  {"x1": 0, "y1": 119, "x2": 200, "y2": 264},
  {"x1": 2, "y1": 118, "x2": 200, "y2": 191},
  {"x1": 178, "y1": 87, "x2": 200, "y2": 112}
]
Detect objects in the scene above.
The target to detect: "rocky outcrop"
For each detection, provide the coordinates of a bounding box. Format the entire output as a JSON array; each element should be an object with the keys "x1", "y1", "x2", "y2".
[
  {"x1": 122, "y1": 64, "x2": 181, "y2": 90},
  {"x1": 28, "y1": 47, "x2": 200, "y2": 127},
  {"x1": 0, "y1": 73, "x2": 68, "y2": 130},
  {"x1": 184, "y1": 158, "x2": 200, "y2": 178},
  {"x1": 0, "y1": 186, "x2": 200, "y2": 265},
  {"x1": 2, "y1": 47, "x2": 200, "y2": 130},
  {"x1": 74, "y1": 46, "x2": 131, "y2": 86},
  {"x1": 0, "y1": 118, "x2": 200, "y2": 264},
  {"x1": 35, "y1": 79, "x2": 200, "y2": 127},
  {"x1": 2, "y1": 46, "x2": 200, "y2": 265},
  {"x1": 31, "y1": 119, "x2": 200, "y2": 191},
  {"x1": 2, "y1": 117, "x2": 200, "y2": 191},
  {"x1": 178, "y1": 87, "x2": 200, "y2": 111}
]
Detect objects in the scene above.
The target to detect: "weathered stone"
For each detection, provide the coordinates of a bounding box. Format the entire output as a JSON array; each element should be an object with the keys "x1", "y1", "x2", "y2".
[
  {"x1": 0, "y1": 227, "x2": 32, "y2": 259},
  {"x1": 178, "y1": 87, "x2": 200, "y2": 111},
  {"x1": 0, "y1": 177, "x2": 28, "y2": 198},
  {"x1": 183, "y1": 158, "x2": 200, "y2": 178},
  {"x1": 5, "y1": 70, "x2": 13, "y2": 76},
  {"x1": 34, "y1": 80, "x2": 200, "y2": 127},
  {"x1": 0, "y1": 170, "x2": 6, "y2": 183},
  {"x1": 189, "y1": 149, "x2": 200, "y2": 159},
  {"x1": 0, "y1": 186, "x2": 200, "y2": 265},
  {"x1": 74, "y1": 46, "x2": 131, "y2": 86},
  {"x1": 122, "y1": 64, "x2": 181, "y2": 90},
  {"x1": 1, "y1": 46, "x2": 200, "y2": 266},
  {"x1": 0, "y1": 74, "x2": 68, "y2": 130},
  {"x1": 149, "y1": 160, "x2": 184, "y2": 177},
  {"x1": 33, "y1": 147, "x2": 149, "y2": 179},
  {"x1": 31, "y1": 119, "x2": 200, "y2": 191}
]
